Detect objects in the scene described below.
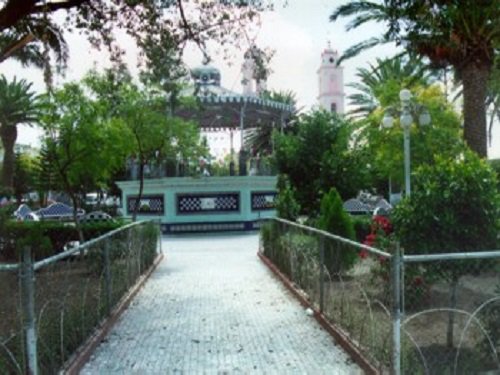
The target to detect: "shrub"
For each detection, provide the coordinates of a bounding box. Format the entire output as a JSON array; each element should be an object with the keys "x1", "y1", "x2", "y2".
[
  {"x1": 317, "y1": 188, "x2": 357, "y2": 275},
  {"x1": 0, "y1": 220, "x2": 126, "y2": 261},
  {"x1": 275, "y1": 174, "x2": 300, "y2": 221},
  {"x1": 392, "y1": 150, "x2": 499, "y2": 346},
  {"x1": 393, "y1": 150, "x2": 499, "y2": 254}
]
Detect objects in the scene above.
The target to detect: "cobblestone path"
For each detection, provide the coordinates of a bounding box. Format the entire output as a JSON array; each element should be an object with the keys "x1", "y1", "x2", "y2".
[{"x1": 81, "y1": 234, "x2": 362, "y2": 374}]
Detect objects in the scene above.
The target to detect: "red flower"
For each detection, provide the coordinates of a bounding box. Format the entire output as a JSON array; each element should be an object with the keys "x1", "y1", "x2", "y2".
[
  {"x1": 413, "y1": 276, "x2": 424, "y2": 286},
  {"x1": 359, "y1": 249, "x2": 369, "y2": 259}
]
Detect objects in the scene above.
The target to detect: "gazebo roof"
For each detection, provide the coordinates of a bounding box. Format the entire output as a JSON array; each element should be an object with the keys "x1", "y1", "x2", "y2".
[{"x1": 174, "y1": 63, "x2": 294, "y2": 130}]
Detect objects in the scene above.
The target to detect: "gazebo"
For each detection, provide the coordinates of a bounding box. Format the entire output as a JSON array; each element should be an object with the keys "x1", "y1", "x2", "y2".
[{"x1": 116, "y1": 62, "x2": 294, "y2": 233}]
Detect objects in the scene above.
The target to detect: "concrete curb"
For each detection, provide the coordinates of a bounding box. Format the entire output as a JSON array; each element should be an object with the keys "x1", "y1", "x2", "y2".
[
  {"x1": 62, "y1": 253, "x2": 164, "y2": 375},
  {"x1": 258, "y1": 251, "x2": 380, "y2": 375}
]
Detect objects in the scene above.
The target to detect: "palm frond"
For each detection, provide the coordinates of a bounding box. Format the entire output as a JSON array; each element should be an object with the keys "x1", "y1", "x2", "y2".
[{"x1": 337, "y1": 37, "x2": 388, "y2": 65}]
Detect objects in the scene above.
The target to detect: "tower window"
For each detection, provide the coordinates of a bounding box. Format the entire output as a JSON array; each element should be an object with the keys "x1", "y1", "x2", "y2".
[
  {"x1": 329, "y1": 57, "x2": 334, "y2": 63},
  {"x1": 331, "y1": 103, "x2": 337, "y2": 113}
]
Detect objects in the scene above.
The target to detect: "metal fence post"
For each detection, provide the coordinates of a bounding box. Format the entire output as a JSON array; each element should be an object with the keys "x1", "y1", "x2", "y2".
[
  {"x1": 319, "y1": 235, "x2": 325, "y2": 313},
  {"x1": 392, "y1": 243, "x2": 402, "y2": 375},
  {"x1": 158, "y1": 219, "x2": 163, "y2": 254},
  {"x1": 104, "y1": 240, "x2": 112, "y2": 315},
  {"x1": 21, "y1": 246, "x2": 38, "y2": 375}
]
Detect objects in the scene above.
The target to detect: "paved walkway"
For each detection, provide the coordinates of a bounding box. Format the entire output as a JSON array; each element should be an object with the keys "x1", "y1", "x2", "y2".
[{"x1": 81, "y1": 234, "x2": 362, "y2": 374}]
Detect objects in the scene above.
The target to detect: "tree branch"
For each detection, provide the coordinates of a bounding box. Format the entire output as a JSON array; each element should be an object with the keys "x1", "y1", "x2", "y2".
[
  {"x1": 0, "y1": 33, "x2": 35, "y2": 62},
  {"x1": 0, "y1": 0, "x2": 89, "y2": 31}
]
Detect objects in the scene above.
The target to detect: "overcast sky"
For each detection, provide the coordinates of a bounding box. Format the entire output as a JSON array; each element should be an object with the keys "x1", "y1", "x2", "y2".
[{"x1": 2, "y1": 0, "x2": 499, "y2": 158}]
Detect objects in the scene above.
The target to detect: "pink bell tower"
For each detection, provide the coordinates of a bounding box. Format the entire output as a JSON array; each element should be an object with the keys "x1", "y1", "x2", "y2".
[{"x1": 317, "y1": 42, "x2": 344, "y2": 114}]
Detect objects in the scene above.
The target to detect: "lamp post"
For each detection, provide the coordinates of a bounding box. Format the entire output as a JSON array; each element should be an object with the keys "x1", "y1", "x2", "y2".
[{"x1": 382, "y1": 89, "x2": 431, "y2": 197}]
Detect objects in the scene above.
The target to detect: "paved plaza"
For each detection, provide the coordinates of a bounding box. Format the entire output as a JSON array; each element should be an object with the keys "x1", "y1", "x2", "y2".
[{"x1": 81, "y1": 233, "x2": 362, "y2": 374}]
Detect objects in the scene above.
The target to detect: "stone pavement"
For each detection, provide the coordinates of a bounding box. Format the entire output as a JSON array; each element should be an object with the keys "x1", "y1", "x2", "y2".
[{"x1": 80, "y1": 233, "x2": 362, "y2": 374}]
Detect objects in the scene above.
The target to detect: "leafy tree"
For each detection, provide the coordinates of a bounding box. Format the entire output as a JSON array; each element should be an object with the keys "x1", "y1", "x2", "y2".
[
  {"x1": 34, "y1": 142, "x2": 59, "y2": 206},
  {"x1": 392, "y1": 149, "x2": 499, "y2": 347},
  {"x1": 41, "y1": 82, "x2": 129, "y2": 240},
  {"x1": 275, "y1": 175, "x2": 300, "y2": 221},
  {"x1": 331, "y1": 0, "x2": 500, "y2": 157},
  {"x1": 115, "y1": 83, "x2": 206, "y2": 221},
  {"x1": 274, "y1": 110, "x2": 368, "y2": 216},
  {"x1": 138, "y1": 32, "x2": 188, "y2": 115},
  {"x1": 359, "y1": 84, "x2": 464, "y2": 192},
  {"x1": 0, "y1": 75, "x2": 41, "y2": 192},
  {"x1": 13, "y1": 151, "x2": 36, "y2": 204}
]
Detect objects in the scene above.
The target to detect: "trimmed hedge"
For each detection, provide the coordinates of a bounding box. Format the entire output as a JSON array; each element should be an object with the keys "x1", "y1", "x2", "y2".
[{"x1": 0, "y1": 220, "x2": 127, "y2": 261}]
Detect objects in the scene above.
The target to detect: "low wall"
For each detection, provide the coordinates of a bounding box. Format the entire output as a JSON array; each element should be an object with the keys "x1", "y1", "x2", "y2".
[{"x1": 116, "y1": 176, "x2": 277, "y2": 233}]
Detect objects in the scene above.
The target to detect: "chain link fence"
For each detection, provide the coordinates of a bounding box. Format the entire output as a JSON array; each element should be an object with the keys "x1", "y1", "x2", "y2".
[
  {"x1": 0, "y1": 220, "x2": 161, "y2": 375},
  {"x1": 401, "y1": 252, "x2": 500, "y2": 374},
  {"x1": 260, "y1": 218, "x2": 500, "y2": 374}
]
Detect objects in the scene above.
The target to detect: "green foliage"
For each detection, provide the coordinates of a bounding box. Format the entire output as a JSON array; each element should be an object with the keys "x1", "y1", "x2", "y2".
[
  {"x1": 393, "y1": 150, "x2": 499, "y2": 254},
  {"x1": 0, "y1": 75, "x2": 41, "y2": 190},
  {"x1": 330, "y1": 0, "x2": 499, "y2": 156},
  {"x1": 244, "y1": 89, "x2": 298, "y2": 156},
  {"x1": 318, "y1": 188, "x2": 355, "y2": 240},
  {"x1": 317, "y1": 188, "x2": 357, "y2": 274},
  {"x1": 360, "y1": 85, "x2": 463, "y2": 188},
  {"x1": 40, "y1": 82, "x2": 130, "y2": 203},
  {"x1": 275, "y1": 175, "x2": 300, "y2": 221},
  {"x1": 0, "y1": 220, "x2": 126, "y2": 261},
  {"x1": 13, "y1": 152, "x2": 36, "y2": 203},
  {"x1": 351, "y1": 215, "x2": 372, "y2": 243},
  {"x1": 348, "y1": 56, "x2": 434, "y2": 119},
  {"x1": 274, "y1": 110, "x2": 367, "y2": 215}
]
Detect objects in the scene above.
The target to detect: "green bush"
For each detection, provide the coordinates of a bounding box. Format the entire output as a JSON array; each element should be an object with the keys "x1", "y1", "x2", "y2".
[
  {"x1": 0, "y1": 220, "x2": 126, "y2": 261},
  {"x1": 393, "y1": 150, "x2": 499, "y2": 254},
  {"x1": 317, "y1": 188, "x2": 357, "y2": 275},
  {"x1": 275, "y1": 174, "x2": 300, "y2": 221},
  {"x1": 392, "y1": 150, "x2": 499, "y2": 347}
]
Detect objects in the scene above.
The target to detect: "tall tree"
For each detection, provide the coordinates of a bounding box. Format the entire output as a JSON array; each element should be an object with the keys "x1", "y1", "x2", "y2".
[
  {"x1": 0, "y1": 75, "x2": 40, "y2": 192},
  {"x1": 41, "y1": 81, "x2": 129, "y2": 240},
  {"x1": 114, "y1": 82, "x2": 206, "y2": 221},
  {"x1": 274, "y1": 110, "x2": 368, "y2": 216},
  {"x1": 331, "y1": 0, "x2": 500, "y2": 157}
]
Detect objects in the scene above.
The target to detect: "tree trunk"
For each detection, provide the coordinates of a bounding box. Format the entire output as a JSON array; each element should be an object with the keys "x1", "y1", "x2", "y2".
[
  {"x1": 461, "y1": 64, "x2": 490, "y2": 158},
  {"x1": 0, "y1": 125, "x2": 17, "y2": 192}
]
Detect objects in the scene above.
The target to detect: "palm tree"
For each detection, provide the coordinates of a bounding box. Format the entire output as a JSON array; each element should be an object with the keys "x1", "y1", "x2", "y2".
[
  {"x1": 244, "y1": 90, "x2": 299, "y2": 156},
  {"x1": 0, "y1": 75, "x2": 40, "y2": 191},
  {"x1": 348, "y1": 56, "x2": 433, "y2": 119},
  {"x1": 331, "y1": 0, "x2": 500, "y2": 157}
]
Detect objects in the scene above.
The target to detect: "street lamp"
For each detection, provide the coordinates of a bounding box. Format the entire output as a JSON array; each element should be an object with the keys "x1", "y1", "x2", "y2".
[{"x1": 382, "y1": 89, "x2": 431, "y2": 197}]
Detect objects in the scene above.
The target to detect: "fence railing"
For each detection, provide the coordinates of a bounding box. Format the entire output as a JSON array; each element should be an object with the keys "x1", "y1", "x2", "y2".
[
  {"x1": 0, "y1": 220, "x2": 161, "y2": 375},
  {"x1": 260, "y1": 218, "x2": 500, "y2": 374}
]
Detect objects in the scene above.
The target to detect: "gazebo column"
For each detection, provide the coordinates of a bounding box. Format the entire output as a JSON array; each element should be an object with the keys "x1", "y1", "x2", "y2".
[
  {"x1": 229, "y1": 130, "x2": 235, "y2": 176},
  {"x1": 239, "y1": 101, "x2": 248, "y2": 176}
]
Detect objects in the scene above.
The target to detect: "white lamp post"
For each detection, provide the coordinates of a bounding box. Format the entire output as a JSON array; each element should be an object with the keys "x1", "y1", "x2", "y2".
[{"x1": 382, "y1": 89, "x2": 431, "y2": 197}]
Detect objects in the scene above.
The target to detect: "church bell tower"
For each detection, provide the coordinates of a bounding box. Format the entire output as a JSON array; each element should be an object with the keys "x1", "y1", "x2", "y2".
[{"x1": 317, "y1": 42, "x2": 344, "y2": 114}]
